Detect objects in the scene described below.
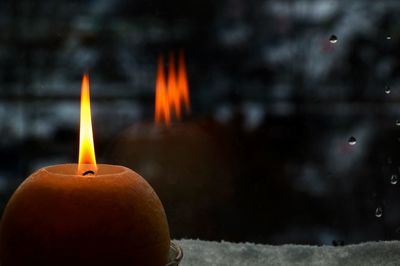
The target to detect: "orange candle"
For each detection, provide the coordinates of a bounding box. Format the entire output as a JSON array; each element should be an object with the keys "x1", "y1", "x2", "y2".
[{"x1": 0, "y1": 75, "x2": 170, "y2": 266}]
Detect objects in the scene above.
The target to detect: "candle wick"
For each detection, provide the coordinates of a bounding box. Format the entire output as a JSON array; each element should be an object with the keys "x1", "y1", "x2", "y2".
[{"x1": 82, "y1": 170, "x2": 95, "y2": 176}]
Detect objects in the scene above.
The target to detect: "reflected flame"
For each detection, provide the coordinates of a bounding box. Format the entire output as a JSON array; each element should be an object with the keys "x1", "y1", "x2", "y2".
[
  {"x1": 155, "y1": 55, "x2": 171, "y2": 127},
  {"x1": 178, "y1": 50, "x2": 190, "y2": 113},
  {"x1": 78, "y1": 74, "x2": 97, "y2": 174},
  {"x1": 155, "y1": 51, "x2": 190, "y2": 126},
  {"x1": 168, "y1": 52, "x2": 180, "y2": 119}
]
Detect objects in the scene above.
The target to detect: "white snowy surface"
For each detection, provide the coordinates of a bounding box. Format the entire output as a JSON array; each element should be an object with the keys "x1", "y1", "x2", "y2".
[{"x1": 176, "y1": 239, "x2": 400, "y2": 266}]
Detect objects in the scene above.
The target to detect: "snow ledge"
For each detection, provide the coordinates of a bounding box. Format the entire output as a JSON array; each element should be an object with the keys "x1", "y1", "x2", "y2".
[{"x1": 176, "y1": 239, "x2": 400, "y2": 266}]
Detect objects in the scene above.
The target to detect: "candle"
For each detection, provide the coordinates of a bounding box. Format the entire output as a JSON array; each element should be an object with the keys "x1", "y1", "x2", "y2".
[{"x1": 0, "y1": 74, "x2": 170, "y2": 266}]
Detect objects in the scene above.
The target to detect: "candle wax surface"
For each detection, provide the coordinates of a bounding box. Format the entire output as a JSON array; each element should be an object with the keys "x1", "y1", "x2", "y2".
[{"x1": 0, "y1": 164, "x2": 170, "y2": 266}]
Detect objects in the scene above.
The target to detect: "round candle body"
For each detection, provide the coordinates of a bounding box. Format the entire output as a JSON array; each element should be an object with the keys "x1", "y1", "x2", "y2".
[{"x1": 0, "y1": 164, "x2": 170, "y2": 266}]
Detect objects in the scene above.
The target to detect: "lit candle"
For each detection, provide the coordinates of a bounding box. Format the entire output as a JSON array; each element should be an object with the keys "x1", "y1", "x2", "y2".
[{"x1": 0, "y1": 74, "x2": 170, "y2": 266}]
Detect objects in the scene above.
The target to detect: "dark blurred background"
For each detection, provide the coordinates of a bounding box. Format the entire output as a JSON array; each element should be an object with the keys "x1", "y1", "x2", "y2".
[{"x1": 1, "y1": 0, "x2": 400, "y2": 245}]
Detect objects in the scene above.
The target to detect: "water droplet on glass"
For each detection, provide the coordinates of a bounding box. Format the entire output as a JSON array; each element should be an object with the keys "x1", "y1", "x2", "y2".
[
  {"x1": 396, "y1": 120, "x2": 400, "y2": 126},
  {"x1": 375, "y1": 207, "x2": 383, "y2": 218},
  {"x1": 385, "y1": 86, "x2": 391, "y2": 94},
  {"x1": 387, "y1": 36, "x2": 392, "y2": 40},
  {"x1": 329, "y1": 35, "x2": 338, "y2": 43},
  {"x1": 348, "y1": 136, "x2": 356, "y2": 145},
  {"x1": 391, "y1": 174, "x2": 398, "y2": 185}
]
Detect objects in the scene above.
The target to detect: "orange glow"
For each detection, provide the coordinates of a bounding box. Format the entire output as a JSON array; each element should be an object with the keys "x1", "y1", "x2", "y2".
[
  {"x1": 155, "y1": 55, "x2": 171, "y2": 126},
  {"x1": 155, "y1": 51, "x2": 190, "y2": 127},
  {"x1": 78, "y1": 74, "x2": 97, "y2": 174}
]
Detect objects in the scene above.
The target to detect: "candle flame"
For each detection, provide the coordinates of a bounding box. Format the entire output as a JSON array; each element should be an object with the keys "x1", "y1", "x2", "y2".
[
  {"x1": 155, "y1": 51, "x2": 190, "y2": 127},
  {"x1": 78, "y1": 74, "x2": 97, "y2": 174}
]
